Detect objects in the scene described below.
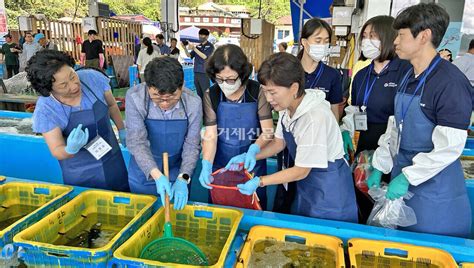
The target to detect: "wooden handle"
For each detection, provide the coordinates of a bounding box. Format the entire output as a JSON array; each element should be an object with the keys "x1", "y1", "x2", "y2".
[{"x1": 163, "y1": 152, "x2": 170, "y2": 223}]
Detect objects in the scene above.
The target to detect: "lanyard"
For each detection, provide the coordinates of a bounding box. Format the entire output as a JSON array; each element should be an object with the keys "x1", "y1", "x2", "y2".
[
  {"x1": 309, "y1": 63, "x2": 325, "y2": 89},
  {"x1": 398, "y1": 57, "x2": 442, "y2": 131},
  {"x1": 361, "y1": 62, "x2": 390, "y2": 111}
]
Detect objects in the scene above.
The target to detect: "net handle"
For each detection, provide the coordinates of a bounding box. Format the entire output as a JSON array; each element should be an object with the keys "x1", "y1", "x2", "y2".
[
  {"x1": 163, "y1": 152, "x2": 170, "y2": 223},
  {"x1": 208, "y1": 184, "x2": 238, "y2": 190}
]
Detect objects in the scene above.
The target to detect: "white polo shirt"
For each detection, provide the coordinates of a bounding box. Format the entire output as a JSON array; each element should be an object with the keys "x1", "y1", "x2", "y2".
[{"x1": 275, "y1": 89, "x2": 345, "y2": 168}]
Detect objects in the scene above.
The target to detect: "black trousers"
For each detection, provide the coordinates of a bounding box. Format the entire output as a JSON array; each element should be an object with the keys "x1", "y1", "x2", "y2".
[
  {"x1": 194, "y1": 72, "x2": 210, "y2": 99},
  {"x1": 6, "y1": 65, "x2": 19, "y2": 78}
]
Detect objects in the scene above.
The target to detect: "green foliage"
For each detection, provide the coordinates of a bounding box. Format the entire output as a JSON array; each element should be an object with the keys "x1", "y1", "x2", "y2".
[{"x1": 4, "y1": 0, "x2": 289, "y2": 29}]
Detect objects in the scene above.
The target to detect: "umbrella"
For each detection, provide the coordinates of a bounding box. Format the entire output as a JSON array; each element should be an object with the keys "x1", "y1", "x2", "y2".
[{"x1": 179, "y1": 26, "x2": 216, "y2": 44}]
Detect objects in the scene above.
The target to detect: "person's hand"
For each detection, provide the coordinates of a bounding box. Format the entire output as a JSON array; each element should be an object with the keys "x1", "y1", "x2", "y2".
[
  {"x1": 65, "y1": 124, "x2": 89, "y2": 154},
  {"x1": 199, "y1": 159, "x2": 213, "y2": 189},
  {"x1": 367, "y1": 169, "x2": 383, "y2": 188},
  {"x1": 171, "y1": 178, "x2": 188, "y2": 210},
  {"x1": 237, "y1": 176, "x2": 260, "y2": 195},
  {"x1": 245, "y1": 144, "x2": 260, "y2": 172},
  {"x1": 386, "y1": 173, "x2": 410, "y2": 200},
  {"x1": 341, "y1": 131, "x2": 354, "y2": 157},
  {"x1": 118, "y1": 129, "x2": 126, "y2": 147},
  {"x1": 188, "y1": 44, "x2": 195, "y2": 50},
  {"x1": 225, "y1": 153, "x2": 246, "y2": 171},
  {"x1": 155, "y1": 174, "x2": 172, "y2": 206}
]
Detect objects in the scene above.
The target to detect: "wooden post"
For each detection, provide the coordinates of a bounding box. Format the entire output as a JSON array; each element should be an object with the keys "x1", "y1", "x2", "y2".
[{"x1": 240, "y1": 19, "x2": 275, "y2": 72}]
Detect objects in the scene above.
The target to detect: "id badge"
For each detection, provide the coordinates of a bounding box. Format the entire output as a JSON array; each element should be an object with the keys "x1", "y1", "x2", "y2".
[
  {"x1": 354, "y1": 112, "x2": 368, "y2": 131},
  {"x1": 84, "y1": 136, "x2": 112, "y2": 160}
]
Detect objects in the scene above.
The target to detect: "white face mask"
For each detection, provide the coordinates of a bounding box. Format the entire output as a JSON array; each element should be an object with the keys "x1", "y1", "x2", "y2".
[
  {"x1": 361, "y1": 39, "x2": 381, "y2": 60},
  {"x1": 219, "y1": 78, "x2": 241, "y2": 97},
  {"x1": 308, "y1": 44, "x2": 329, "y2": 62}
]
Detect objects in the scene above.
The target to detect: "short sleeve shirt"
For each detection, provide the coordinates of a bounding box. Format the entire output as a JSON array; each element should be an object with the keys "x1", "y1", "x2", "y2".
[
  {"x1": 190, "y1": 42, "x2": 214, "y2": 73},
  {"x1": 81, "y1": 40, "x2": 104, "y2": 60},
  {"x1": 32, "y1": 69, "x2": 111, "y2": 133},
  {"x1": 305, "y1": 62, "x2": 343, "y2": 104}
]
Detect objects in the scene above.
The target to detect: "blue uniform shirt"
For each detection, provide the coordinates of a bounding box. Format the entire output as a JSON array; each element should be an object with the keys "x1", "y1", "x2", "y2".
[
  {"x1": 32, "y1": 69, "x2": 110, "y2": 133},
  {"x1": 191, "y1": 42, "x2": 214, "y2": 73},
  {"x1": 305, "y1": 62, "x2": 343, "y2": 104},
  {"x1": 351, "y1": 57, "x2": 412, "y2": 124},
  {"x1": 400, "y1": 54, "x2": 472, "y2": 130}
]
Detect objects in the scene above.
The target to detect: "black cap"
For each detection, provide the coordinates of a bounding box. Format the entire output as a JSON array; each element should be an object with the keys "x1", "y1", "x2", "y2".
[{"x1": 3, "y1": 33, "x2": 12, "y2": 38}]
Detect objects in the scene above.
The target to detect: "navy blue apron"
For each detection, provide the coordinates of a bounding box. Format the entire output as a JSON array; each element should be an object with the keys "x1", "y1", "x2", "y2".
[
  {"x1": 393, "y1": 58, "x2": 471, "y2": 237},
  {"x1": 214, "y1": 90, "x2": 267, "y2": 209},
  {"x1": 128, "y1": 91, "x2": 188, "y2": 195},
  {"x1": 59, "y1": 80, "x2": 129, "y2": 191},
  {"x1": 281, "y1": 113, "x2": 358, "y2": 222}
]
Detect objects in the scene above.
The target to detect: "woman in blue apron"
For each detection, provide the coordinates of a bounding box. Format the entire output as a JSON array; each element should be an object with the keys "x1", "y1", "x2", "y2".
[
  {"x1": 198, "y1": 44, "x2": 273, "y2": 209},
  {"x1": 236, "y1": 52, "x2": 358, "y2": 222},
  {"x1": 340, "y1": 16, "x2": 411, "y2": 223},
  {"x1": 369, "y1": 3, "x2": 472, "y2": 237},
  {"x1": 29, "y1": 50, "x2": 128, "y2": 191},
  {"x1": 126, "y1": 57, "x2": 202, "y2": 209}
]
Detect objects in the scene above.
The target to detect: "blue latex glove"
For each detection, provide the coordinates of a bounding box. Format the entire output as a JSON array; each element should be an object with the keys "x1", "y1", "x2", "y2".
[
  {"x1": 367, "y1": 168, "x2": 383, "y2": 188},
  {"x1": 386, "y1": 173, "x2": 410, "y2": 200},
  {"x1": 245, "y1": 144, "x2": 260, "y2": 172},
  {"x1": 225, "y1": 153, "x2": 246, "y2": 171},
  {"x1": 341, "y1": 131, "x2": 354, "y2": 157},
  {"x1": 155, "y1": 174, "x2": 172, "y2": 206},
  {"x1": 65, "y1": 124, "x2": 89, "y2": 154},
  {"x1": 118, "y1": 129, "x2": 126, "y2": 147},
  {"x1": 171, "y1": 179, "x2": 188, "y2": 210},
  {"x1": 199, "y1": 159, "x2": 213, "y2": 189},
  {"x1": 237, "y1": 176, "x2": 260, "y2": 195}
]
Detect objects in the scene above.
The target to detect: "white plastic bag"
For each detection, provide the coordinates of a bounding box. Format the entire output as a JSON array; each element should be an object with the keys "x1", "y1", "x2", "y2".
[{"x1": 367, "y1": 186, "x2": 417, "y2": 229}]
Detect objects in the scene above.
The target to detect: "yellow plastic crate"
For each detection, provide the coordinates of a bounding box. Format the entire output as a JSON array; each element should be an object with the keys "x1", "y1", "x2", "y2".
[
  {"x1": 236, "y1": 225, "x2": 345, "y2": 268},
  {"x1": 0, "y1": 180, "x2": 72, "y2": 248},
  {"x1": 462, "y1": 263, "x2": 474, "y2": 268},
  {"x1": 112, "y1": 204, "x2": 243, "y2": 267},
  {"x1": 13, "y1": 190, "x2": 156, "y2": 267},
  {"x1": 348, "y1": 238, "x2": 458, "y2": 268}
]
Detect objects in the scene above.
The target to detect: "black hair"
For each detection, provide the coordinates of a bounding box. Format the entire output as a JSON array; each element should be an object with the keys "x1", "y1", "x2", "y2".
[
  {"x1": 279, "y1": 42, "x2": 288, "y2": 50},
  {"x1": 206, "y1": 44, "x2": 252, "y2": 86},
  {"x1": 469, "y1": 39, "x2": 474, "y2": 50},
  {"x1": 198, "y1": 28, "x2": 210, "y2": 36},
  {"x1": 142, "y1": 37, "x2": 154, "y2": 55},
  {"x1": 359, "y1": 15, "x2": 396, "y2": 61},
  {"x1": 144, "y1": 57, "x2": 183, "y2": 94},
  {"x1": 25, "y1": 32, "x2": 32, "y2": 37},
  {"x1": 297, "y1": 18, "x2": 333, "y2": 60},
  {"x1": 258, "y1": 52, "x2": 305, "y2": 98},
  {"x1": 88, "y1": 29, "x2": 97, "y2": 36},
  {"x1": 26, "y1": 50, "x2": 75, "y2": 97},
  {"x1": 393, "y1": 3, "x2": 449, "y2": 48},
  {"x1": 439, "y1": 48, "x2": 453, "y2": 62},
  {"x1": 171, "y1": 38, "x2": 178, "y2": 42},
  {"x1": 156, "y1": 34, "x2": 164, "y2": 40}
]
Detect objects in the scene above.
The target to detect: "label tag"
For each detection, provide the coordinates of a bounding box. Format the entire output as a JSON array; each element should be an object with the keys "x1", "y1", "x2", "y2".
[
  {"x1": 354, "y1": 112, "x2": 368, "y2": 131},
  {"x1": 84, "y1": 136, "x2": 112, "y2": 160}
]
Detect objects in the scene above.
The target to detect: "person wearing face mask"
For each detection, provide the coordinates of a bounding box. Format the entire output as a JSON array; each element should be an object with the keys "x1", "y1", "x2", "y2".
[
  {"x1": 28, "y1": 50, "x2": 128, "y2": 191},
  {"x1": 199, "y1": 44, "x2": 274, "y2": 209},
  {"x1": 298, "y1": 18, "x2": 343, "y2": 121},
  {"x1": 369, "y1": 3, "x2": 472, "y2": 237},
  {"x1": 126, "y1": 57, "x2": 202, "y2": 210},
  {"x1": 233, "y1": 52, "x2": 358, "y2": 222},
  {"x1": 340, "y1": 16, "x2": 411, "y2": 223},
  {"x1": 183, "y1": 28, "x2": 215, "y2": 99}
]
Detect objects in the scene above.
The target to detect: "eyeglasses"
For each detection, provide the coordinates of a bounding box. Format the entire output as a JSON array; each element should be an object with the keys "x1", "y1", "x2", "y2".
[
  {"x1": 154, "y1": 97, "x2": 180, "y2": 104},
  {"x1": 215, "y1": 77, "x2": 239, "y2": 85}
]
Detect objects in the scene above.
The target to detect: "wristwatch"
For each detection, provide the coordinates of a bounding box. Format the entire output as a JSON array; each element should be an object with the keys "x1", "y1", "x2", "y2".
[{"x1": 178, "y1": 173, "x2": 191, "y2": 184}]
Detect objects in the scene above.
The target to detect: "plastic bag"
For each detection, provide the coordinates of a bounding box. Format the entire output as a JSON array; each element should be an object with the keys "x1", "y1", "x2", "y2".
[
  {"x1": 209, "y1": 167, "x2": 262, "y2": 210},
  {"x1": 367, "y1": 186, "x2": 417, "y2": 229},
  {"x1": 352, "y1": 150, "x2": 374, "y2": 194}
]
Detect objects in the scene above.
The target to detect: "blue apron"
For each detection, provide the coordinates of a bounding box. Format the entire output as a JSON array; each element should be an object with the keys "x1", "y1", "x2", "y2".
[
  {"x1": 281, "y1": 114, "x2": 358, "y2": 222},
  {"x1": 214, "y1": 91, "x2": 267, "y2": 208},
  {"x1": 393, "y1": 58, "x2": 471, "y2": 238},
  {"x1": 59, "y1": 81, "x2": 129, "y2": 191},
  {"x1": 128, "y1": 94, "x2": 188, "y2": 195}
]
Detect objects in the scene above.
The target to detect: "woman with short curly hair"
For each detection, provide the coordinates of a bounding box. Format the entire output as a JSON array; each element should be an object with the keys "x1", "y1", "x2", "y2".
[{"x1": 27, "y1": 49, "x2": 129, "y2": 191}]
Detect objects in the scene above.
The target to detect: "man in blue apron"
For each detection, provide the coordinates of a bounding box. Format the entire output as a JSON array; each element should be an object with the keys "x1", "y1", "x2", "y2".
[
  {"x1": 235, "y1": 52, "x2": 358, "y2": 223},
  {"x1": 30, "y1": 50, "x2": 128, "y2": 191},
  {"x1": 126, "y1": 57, "x2": 202, "y2": 209},
  {"x1": 368, "y1": 3, "x2": 472, "y2": 237}
]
